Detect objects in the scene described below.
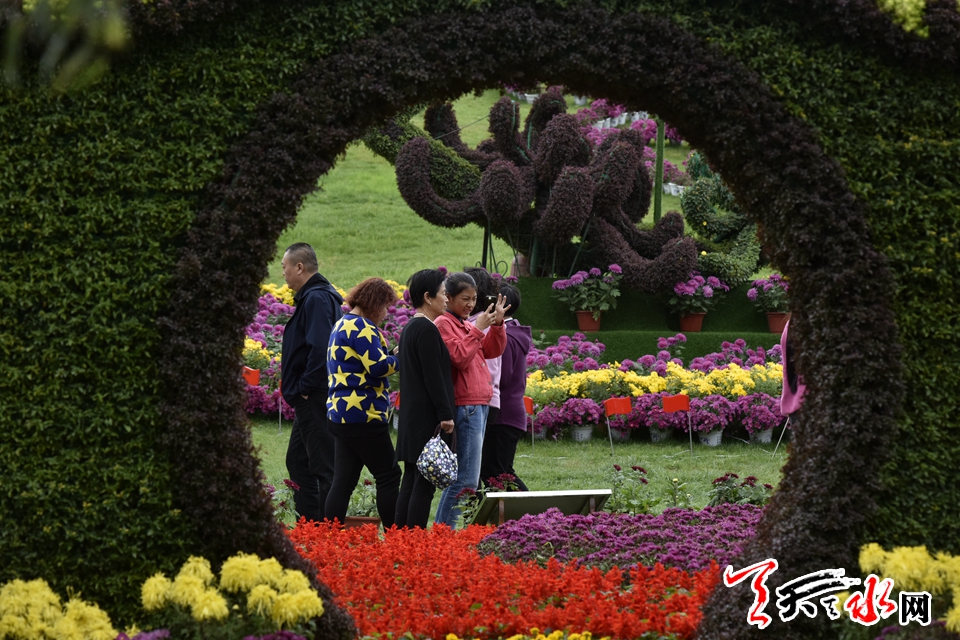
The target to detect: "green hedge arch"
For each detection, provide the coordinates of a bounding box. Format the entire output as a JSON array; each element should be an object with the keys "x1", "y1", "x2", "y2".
[{"x1": 1, "y1": 1, "x2": 958, "y2": 637}]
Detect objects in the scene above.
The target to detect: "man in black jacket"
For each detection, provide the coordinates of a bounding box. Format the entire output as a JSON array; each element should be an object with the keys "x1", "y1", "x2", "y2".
[{"x1": 280, "y1": 242, "x2": 343, "y2": 522}]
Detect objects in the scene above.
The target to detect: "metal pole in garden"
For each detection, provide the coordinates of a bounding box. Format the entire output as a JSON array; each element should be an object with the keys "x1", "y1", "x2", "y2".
[
  {"x1": 481, "y1": 223, "x2": 490, "y2": 271},
  {"x1": 772, "y1": 416, "x2": 790, "y2": 456},
  {"x1": 653, "y1": 116, "x2": 665, "y2": 223}
]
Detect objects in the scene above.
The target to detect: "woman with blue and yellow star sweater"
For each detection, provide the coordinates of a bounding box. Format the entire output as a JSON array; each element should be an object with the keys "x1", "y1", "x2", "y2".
[{"x1": 324, "y1": 278, "x2": 401, "y2": 527}]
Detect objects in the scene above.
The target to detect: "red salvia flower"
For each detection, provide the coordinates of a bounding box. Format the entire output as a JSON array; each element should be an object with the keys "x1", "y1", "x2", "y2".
[{"x1": 287, "y1": 520, "x2": 719, "y2": 639}]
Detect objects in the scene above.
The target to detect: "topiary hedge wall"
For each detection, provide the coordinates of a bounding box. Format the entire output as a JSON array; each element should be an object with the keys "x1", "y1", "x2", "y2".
[{"x1": 1, "y1": 1, "x2": 958, "y2": 638}]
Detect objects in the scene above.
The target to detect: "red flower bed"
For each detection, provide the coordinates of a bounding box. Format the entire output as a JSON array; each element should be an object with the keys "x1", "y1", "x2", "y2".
[{"x1": 289, "y1": 520, "x2": 720, "y2": 639}]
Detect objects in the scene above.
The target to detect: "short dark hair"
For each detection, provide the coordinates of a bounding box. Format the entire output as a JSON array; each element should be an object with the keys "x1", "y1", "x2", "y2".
[
  {"x1": 346, "y1": 278, "x2": 398, "y2": 313},
  {"x1": 407, "y1": 269, "x2": 446, "y2": 308},
  {"x1": 499, "y1": 283, "x2": 521, "y2": 316},
  {"x1": 283, "y1": 243, "x2": 318, "y2": 272},
  {"x1": 464, "y1": 267, "x2": 498, "y2": 301},
  {"x1": 444, "y1": 272, "x2": 477, "y2": 299}
]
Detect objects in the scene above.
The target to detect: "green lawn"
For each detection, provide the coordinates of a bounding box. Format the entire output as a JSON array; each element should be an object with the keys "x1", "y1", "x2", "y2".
[
  {"x1": 264, "y1": 90, "x2": 690, "y2": 289},
  {"x1": 250, "y1": 415, "x2": 786, "y2": 525}
]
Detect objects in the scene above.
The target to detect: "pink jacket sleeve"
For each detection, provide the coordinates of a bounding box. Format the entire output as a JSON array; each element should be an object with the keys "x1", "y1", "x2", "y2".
[{"x1": 480, "y1": 323, "x2": 507, "y2": 359}]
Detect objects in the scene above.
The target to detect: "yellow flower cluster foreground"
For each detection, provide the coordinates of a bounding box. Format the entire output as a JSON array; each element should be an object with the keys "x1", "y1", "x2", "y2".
[
  {"x1": 526, "y1": 362, "x2": 782, "y2": 406},
  {"x1": 384, "y1": 279, "x2": 407, "y2": 298},
  {"x1": 262, "y1": 279, "x2": 405, "y2": 306},
  {"x1": 0, "y1": 578, "x2": 117, "y2": 640},
  {"x1": 446, "y1": 630, "x2": 608, "y2": 640},
  {"x1": 860, "y1": 543, "x2": 960, "y2": 631},
  {"x1": 142, "y1": 553, "x2": 323, "y2": 627},
  {"x1": 260, "y1": 283, "x2": 296, "y2": 306}
]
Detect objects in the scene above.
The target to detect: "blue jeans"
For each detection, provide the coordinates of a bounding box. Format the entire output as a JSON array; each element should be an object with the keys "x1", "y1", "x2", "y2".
[{"x1": 434, "y1": 404, "x2": 488, "y2": 528}]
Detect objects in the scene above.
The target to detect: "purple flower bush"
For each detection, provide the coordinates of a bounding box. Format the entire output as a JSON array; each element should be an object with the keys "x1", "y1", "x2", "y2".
[
  {"x1": 574, "y1": 100, "x2": 687, "y2": 183},
  {"x1": 243, "y1": 291, "x2": 295, "y2": 419},
  {"x1": 618, "y1": 333, "x2": 687, "y2": 377},
  {"x1": 551, "y1": 264, "x2": 622, "y2": 319},
  {"x1": 686, "y1": 395, "x2": 739, "y2": 433},
  {"x1": 476, "y1": 504, "x2": 764, "y2": 574},
  {"x1": 116, "y1": 631, "x2": 172, "y2": 640},
  {"x1": 688, "y1": 338, "x2": 781, "y2": 373},
  {"x1": 530, "y1": 397, "x2": 604, "y2": 439},
  {"x1": 667, "y1": 271, "x2": 731, "y2": 315},
  {"x1": 747, "y1": 273, "x2": 790, "y2": 313},
  {"x1": 736, "y1": 393, "x2": 784, "y2": 434},
  {"x1": 612, "y1": 393, "x2": 739, "y2": 435},
  {"x1": 525, "y1": 332, "x2": 609, "y2": 377},
  {"x1": 378, "y1": 297, "x2": 416, "y2": 349}
]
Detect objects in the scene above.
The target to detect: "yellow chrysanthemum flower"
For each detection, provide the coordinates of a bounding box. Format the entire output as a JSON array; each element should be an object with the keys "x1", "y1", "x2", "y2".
[
  {"x1": 247, "y1": 584, "x2": 278, "y2": 618},
  {"x1": 53, "y1": 599, "x2": 117, "y2": 640},
  {"x1": 936, "y1": 552, "x2": 960, "y2": 588},
  {"x1": 946, "y1": 603, "x2": 960, "y2": 633},
  {"x1": 177, "y1": 556, "x2": 215, "y2": 586},
  {"x1": 258, "y1": 557, "x2": 284, "y2": 589},
  {"x1": 220, "y1": 552, "x2": 262, "y2": 593},
  {"x1": 384, "y1": 279, "x2": 407, "y2": 298},
  {"x1": 0, "y1": 579, "x2": 62, "y2": 626},
  {"x1": 170, "y1": 575, "x2": 206, "y2": 608},
  {"x1": 883, "y1": 546, "x2": 938, "y2": 591},
  {"x1": 140, "y1": 573, "x2": 172, "y2": 611},
  {"x1": 290, "y1": 589, "x2": 323, "y2": 619},
  {"x1": 270, "y1": 592, "x2": 308, "y2": 627},
  {"x1": 275, "y1": 569, "x2": 312, "y2": 595},
  {"x1": 0, "y1": 616, "x2": 31, "y2": 639},
  {"x1": 260, "y1": 283, "x2": 296, "y2": 306},
  {"x1": 190, "y1": 589, "x2": 230, "y2": 622},
  {"x1": 859, "y1": 543, "x2": 887, "y2": 574}
]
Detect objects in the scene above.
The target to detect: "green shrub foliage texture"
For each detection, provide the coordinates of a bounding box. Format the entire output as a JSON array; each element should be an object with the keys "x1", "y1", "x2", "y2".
[{"x1": 1, "y1": 1, "x2": 959, "y2": 638}]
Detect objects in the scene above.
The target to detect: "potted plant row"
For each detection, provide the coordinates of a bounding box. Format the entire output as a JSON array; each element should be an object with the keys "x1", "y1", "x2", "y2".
[
  {"x1": 666, "y1": 272, "x2": 730, "y2": 332},
  {"x1": 747, "y1": 273, "x2": 791, "y2": 333},
  {"x1": 551, "y1": 264, "x2": 623, "y2": 331}
]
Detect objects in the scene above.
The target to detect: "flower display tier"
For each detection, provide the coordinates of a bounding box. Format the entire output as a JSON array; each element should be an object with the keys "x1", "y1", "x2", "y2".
[
  {"x1": 525, "y1": 333, "x2": 783, "y2": 440},
  {"x1": 477, "y1": 504, "x2": 763, "y2": 573},
  {"x1": 290, "y1": 515, "x2": 727, "y2": 639}
]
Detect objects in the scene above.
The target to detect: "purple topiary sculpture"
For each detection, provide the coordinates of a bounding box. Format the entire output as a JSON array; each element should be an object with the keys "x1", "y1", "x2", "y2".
[{"x1": 376, "y1": 88, "x2": 697, "y2": 293}]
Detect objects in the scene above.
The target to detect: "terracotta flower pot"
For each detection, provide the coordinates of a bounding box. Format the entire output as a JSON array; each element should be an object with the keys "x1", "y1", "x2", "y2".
[
  {"x1": 766, "y1": 312, "x2": 789, "y2": 334},
  {"x1": 679, "y1": 312, "x2": 706, "y2": 332},
  {"x1": 575, "y1": 310, "x2": 601, "y2": 332}
]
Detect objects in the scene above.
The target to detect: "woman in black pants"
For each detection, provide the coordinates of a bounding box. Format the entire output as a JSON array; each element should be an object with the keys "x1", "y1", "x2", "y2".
[
  {"x1": 479, "y1": 284, "x2": 532, "y2": 490},
  {"x1": 325, "y1": 278, "x2": 402, "y2": 527},
  {"x1": 394, "y1": 269, "x2": 456, "y2": 528}
]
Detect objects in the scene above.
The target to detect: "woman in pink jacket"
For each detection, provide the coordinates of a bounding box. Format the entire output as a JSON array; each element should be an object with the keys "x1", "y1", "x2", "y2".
[{"x1": 433, "y1": 271, "x2": 507, "y2": 527}]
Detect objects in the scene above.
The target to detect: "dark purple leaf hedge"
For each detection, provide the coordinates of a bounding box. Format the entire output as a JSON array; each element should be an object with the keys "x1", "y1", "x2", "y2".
[{"x1": 1, "y1": 1, "x2": 958, "y2": 638}]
